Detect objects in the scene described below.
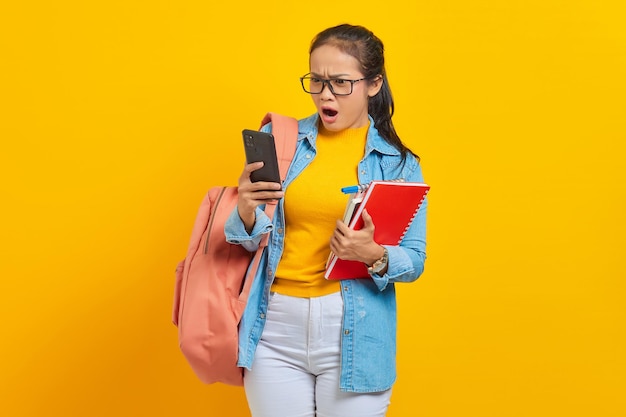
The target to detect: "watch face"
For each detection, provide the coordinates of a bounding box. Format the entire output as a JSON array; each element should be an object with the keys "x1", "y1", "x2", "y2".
[{"x1": 368, "y1": 249, "x2": 388, "y2": 274}]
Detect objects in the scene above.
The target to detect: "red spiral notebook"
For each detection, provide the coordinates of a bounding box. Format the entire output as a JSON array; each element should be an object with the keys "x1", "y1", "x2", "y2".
[{"x1": 325, "y1": 181, "x2": 430, "y2": 280}]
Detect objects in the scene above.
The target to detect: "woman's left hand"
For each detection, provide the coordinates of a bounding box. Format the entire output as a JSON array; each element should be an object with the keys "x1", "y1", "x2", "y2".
[{"x1": 330, "y1": 209, "x2": 386, "y2": 266}]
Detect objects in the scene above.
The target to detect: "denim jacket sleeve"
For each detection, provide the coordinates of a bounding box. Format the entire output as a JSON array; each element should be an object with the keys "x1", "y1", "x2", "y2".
[
  {"x1": 224, "y1": 121, "x2": 278, "y2": 252},
  {"x1": 224, "y1": 205, "x2": 274, "y2": 252},
  {"x1": 368, "y1": 163, "x2": 428, "y2": 291}
]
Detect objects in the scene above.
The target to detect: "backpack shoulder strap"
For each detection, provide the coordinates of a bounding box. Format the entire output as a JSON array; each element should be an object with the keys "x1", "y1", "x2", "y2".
[
  {"x1": 238, "y1": 113, "x2": 298, "y2": 306},
  {"x1": 260, "y1": 112, "x2": 298, "y2": 181}
]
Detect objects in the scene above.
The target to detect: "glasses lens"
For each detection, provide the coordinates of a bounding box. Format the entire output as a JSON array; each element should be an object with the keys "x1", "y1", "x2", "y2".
[
  {"x1": 302, "y1": 77, "x2": 322, "y2": 93},
  {"x1": 329, "y1": 79, "x2": 352, "y2": 95}
]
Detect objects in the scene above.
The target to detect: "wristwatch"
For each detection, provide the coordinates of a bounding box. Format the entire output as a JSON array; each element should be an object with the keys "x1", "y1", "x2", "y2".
[{"x1": 367, "y1": 247, "x2": 388, "y2": 275}]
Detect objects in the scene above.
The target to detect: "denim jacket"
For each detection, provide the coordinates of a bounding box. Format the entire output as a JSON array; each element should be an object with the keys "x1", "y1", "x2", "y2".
[{"x1": 224, "y1": 113, "x2": 427, "y2": 393}]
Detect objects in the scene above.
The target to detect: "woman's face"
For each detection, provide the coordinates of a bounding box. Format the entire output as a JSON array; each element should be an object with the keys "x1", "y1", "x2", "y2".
[{"x1": 309, "y1": 44, "x2": 382, "y2": 131}]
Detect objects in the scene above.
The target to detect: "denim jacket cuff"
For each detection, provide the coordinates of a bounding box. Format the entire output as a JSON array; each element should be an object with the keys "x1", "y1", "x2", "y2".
[
  {"x1": 224, "y1": 206, "x2": 273, "y2": 249},
  {"x1": 370, "y1": 245, "x2": 413, "y2": 291}
]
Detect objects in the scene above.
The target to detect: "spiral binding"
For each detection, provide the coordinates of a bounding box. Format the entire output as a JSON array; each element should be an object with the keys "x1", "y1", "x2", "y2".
[{"x1": 397, "y1": 188, "x2": 429, "y2": 243}]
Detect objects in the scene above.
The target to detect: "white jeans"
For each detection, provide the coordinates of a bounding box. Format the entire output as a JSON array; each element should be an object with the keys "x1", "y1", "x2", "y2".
[{"x1": 244, "y1": 291, "x2": 392, "y2": 417}]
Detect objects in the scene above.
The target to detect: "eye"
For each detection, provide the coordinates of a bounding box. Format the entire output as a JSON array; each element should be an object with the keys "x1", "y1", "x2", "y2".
[
  {"x1": 310, "y1": 77, "x2": 323, "y2": 84},
  {"x1": 333, "y1": 79, "x2": 348, "y2": 85}
]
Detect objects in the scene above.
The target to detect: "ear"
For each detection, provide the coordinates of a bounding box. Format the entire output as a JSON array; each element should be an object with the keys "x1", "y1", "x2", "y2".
[{"x1": 367, "y1": 75, "x2": 384, "y2": 97}]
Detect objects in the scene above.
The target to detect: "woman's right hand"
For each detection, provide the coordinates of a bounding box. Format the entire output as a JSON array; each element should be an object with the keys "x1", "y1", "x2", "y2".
[{"x1": 237, "y1": 162, "x2": 284, "y2": 233}]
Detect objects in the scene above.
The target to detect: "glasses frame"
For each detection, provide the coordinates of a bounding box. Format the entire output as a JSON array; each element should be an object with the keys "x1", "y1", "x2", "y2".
[{"x1": 299, "y1": 73, "x2": 369, "y2": 96}]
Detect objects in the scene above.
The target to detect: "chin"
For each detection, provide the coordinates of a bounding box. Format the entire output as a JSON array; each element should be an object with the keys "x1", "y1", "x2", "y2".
[
  {"x1": 317, "y1": 113, "x2": 343, "y2": 131},
  {"x1": 320, "y1": 122, "x2": 341, "y2": 131}
]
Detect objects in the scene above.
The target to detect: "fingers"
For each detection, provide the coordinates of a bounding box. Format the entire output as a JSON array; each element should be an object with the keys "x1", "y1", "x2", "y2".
[
  {"x1": 237, "y1": 162, "x2": 283, "y2": 230},
  {"x1": 240, "y1": 162, "x2": 282, "y2": 188},
  {"x1": 334, "y1": 218, "x2": 349, "y2": 236},
  {"x1": 239, "y1": 162, "x2": 263, "y2": 185},
  {"x1": 360, "y1": 209, "x2": 376, "y2": 234},
  {"x1": 239, "y1": 182, "x2": 284, "y2": 205},
  {"x1": 361, "y1": 209, "x2": 374, "y2": 226},
  {"x1": 242, "y1": 161, "x2": 264, "y2": 177},
  {"x1": 330, "y1": 210, "x2": 378, "y2": 262},
  {"x1": 249, "y1": 189, "x2": 284, "y2": 203}
]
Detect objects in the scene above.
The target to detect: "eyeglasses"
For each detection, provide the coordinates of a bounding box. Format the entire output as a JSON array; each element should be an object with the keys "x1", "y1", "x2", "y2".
[{"x1": 299, "y1": 73, "x2": 367, "y2": 96}]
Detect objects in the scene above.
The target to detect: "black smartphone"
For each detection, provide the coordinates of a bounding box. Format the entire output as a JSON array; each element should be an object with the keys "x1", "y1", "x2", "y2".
[{"x1": 242, "y1": 129, "x2": 281, "y2": 185}]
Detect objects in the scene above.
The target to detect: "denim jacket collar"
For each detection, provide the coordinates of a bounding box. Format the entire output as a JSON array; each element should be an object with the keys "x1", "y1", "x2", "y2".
[{"x1": 298, "y1": 113, "x2": 401, "y2": 157}]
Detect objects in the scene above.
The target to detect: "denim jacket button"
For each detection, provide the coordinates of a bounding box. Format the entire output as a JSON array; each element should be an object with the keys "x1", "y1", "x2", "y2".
[
  {"x1": 344, "y1": 329, "x2": 350, "y2": 335},
  {"x1": 260, "y1": 313, "x2": 266, "y2": 319}
]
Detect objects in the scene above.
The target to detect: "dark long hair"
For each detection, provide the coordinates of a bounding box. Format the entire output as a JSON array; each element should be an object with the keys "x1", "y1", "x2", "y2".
[{"x1": 310, "y1": 24, "x2": 418, "y2": 162}]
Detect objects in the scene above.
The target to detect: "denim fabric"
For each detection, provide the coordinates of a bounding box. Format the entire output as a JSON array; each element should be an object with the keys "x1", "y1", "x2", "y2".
[{"x1": 224, "y1": 113, "x2": 427, "y2": 393}]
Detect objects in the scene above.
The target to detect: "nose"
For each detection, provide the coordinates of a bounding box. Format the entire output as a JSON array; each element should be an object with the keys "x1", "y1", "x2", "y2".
[{"x1": 319, "y1": 80, "x2": 335, "y2": 100}]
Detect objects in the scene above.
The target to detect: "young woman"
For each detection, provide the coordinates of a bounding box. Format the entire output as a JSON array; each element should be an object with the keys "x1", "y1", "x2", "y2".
[{"x1": 225, "y1": 23, "x2": 427, "y2": 417}]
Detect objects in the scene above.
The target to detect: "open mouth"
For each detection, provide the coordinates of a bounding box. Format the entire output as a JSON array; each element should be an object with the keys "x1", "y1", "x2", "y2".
[{"x1": 323, "y1": 108, "x2": 338, "y2": 117}]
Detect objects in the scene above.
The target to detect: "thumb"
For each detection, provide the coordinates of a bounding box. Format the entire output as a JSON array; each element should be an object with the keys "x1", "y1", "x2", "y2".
[{"x1": 361, "y1": 209, "x2": 375, "y2": 229}]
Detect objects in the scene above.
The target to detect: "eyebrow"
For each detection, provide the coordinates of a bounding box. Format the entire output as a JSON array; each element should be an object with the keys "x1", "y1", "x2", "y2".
[{"x1": 310, "y1": 72, "x2": 353, "y2": 78}]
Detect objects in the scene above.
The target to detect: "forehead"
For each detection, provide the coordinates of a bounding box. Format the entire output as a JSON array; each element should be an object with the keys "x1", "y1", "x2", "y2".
[{"x1": 309, "y1": 44, "x2": 362, "y2": 76}]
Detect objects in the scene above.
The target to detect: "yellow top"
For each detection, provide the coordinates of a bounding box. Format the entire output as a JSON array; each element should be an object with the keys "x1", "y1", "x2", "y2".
[{"x1": 272, "y1": 122, "x2": 369, "y2": 297}]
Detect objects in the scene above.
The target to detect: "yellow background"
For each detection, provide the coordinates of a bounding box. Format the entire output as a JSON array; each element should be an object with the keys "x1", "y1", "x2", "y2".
[{"x1": 1, "y1": 0, "x2": 624, "y2": 416}]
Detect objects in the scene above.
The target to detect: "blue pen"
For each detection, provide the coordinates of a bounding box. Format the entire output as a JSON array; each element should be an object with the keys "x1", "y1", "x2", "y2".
[
  {"x1": 341, "y1": 178, "x2": 405, "y2": 194},
  {"x1": 341, "y1": 184, "x2": 368, "y2": 194}
]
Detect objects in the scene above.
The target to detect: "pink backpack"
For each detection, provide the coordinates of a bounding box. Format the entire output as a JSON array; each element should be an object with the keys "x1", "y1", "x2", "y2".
[{"x1": 172, "y1": 113, "x2": 298, "y2": 385}]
